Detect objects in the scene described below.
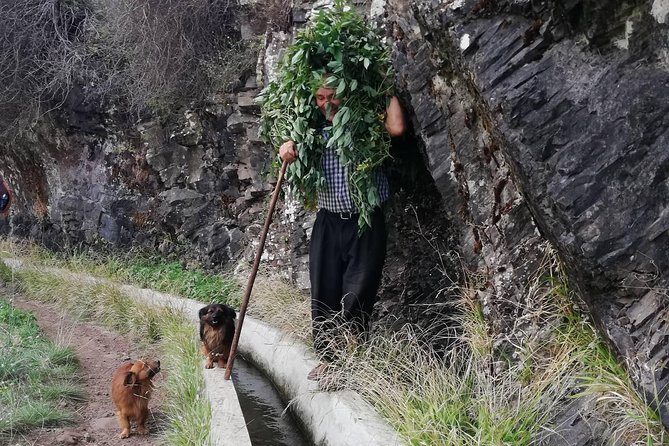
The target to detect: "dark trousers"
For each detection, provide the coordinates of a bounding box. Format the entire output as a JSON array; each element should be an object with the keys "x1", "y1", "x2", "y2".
[{"x1": 309, "y1": 207, "x2": 387, "y2": 361}]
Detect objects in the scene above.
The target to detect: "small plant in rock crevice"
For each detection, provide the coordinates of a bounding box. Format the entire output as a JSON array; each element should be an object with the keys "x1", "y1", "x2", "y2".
[{"x1": 259, "y1": 0, "x2": 395, "y2": 230}]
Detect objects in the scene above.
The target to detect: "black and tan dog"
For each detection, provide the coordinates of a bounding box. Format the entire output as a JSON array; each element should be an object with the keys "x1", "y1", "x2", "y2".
[
  {"x1": 111, "y1": 359, "x2": 160, "y2": 439},
  {"x1": 198, "y1": 304, "x2": 236, "y2": 369}
]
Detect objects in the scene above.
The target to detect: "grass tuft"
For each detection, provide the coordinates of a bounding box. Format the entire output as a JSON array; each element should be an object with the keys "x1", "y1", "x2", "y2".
[
  {"x1": 0, "y1": 297, "x2": 83, "y2": 441},
  {"x1": 160, "y1": 311, "x2": 212, "y2": 446}
]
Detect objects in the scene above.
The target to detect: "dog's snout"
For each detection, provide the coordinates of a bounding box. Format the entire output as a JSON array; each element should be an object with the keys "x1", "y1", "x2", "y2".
[{"x1": 146, "y1": 360, "x2": 160, "y2": 378}]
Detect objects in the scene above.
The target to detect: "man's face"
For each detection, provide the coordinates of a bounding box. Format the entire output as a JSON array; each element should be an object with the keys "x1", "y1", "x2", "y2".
[{"x1": 315, "y1": 86, "x2": 341, "y2": 121}]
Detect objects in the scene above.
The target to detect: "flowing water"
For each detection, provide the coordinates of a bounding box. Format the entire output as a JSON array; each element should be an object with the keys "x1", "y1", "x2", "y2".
[{"x1": 231, "y1": 356, "x2": 311, "y2": 446}]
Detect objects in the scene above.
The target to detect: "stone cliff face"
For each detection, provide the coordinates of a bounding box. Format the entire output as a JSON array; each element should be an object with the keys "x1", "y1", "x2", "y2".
[
  {"x1": 382, "y1": 0, "x2": 669, "y2": 430},
  {"x1": 0, "y1": 78, "x2": 272, "y2": 266},
  {"x1": 1, "y1": 0, "x2": 668, "y2": 437}
]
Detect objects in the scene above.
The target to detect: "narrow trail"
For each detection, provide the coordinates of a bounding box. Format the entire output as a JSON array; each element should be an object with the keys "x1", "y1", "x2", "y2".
[{"x1": 10, "y1": 295, "x2": 166, "y2": 446}]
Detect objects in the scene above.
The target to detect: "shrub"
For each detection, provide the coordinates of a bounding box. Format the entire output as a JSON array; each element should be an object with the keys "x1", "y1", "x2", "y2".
[
  {"x1": 0, "y1": 0, "x2": 92, "y2": 137},
  {"x1": 91, "y1": 0, "x2": 251, "y2": 114},
  {"x1": 0, "y1": 0, "x2": 255, "y2": 137}
]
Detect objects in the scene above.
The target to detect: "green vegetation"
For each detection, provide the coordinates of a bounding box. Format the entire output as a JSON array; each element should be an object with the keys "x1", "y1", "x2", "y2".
[
  {"x1": 0, "y1": 297, "x2": 83, "y2": 441},
  {"x1": 122, "y1": 260, "x2": 241, "y2": 308},
  {"x1": 251, "y1": 246, "x2": 667, "y2": 446},
  {"x1": 17, "y1": 270, "x2": 166, "y2": 345},
  {"x1": 3, "y1": 262, "x2": 212, "y2": 445},
  {"x1": 0, "y1": 239, "x2": 240, "y2": 308},
  {"x1": 160, "y1": 312, "x2": 212, "y2": 446},
  {"x1": 259, "y1": 0, "x2": 394, "y2": 229},
  {"x1": 0, "y1": 258, "x2": 12, "y2": 283},
  {"x1": 2, "y1": 238, "x2": 665, "y2": 445}
]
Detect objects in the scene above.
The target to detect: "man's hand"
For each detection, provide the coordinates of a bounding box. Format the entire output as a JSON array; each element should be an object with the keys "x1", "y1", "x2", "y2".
[
  {"x1": 384, "y1": 96, "x2": 406, "y2": 137},
  {"x1": 279, "y1": 140, "x2": 297, "y2": 163}
]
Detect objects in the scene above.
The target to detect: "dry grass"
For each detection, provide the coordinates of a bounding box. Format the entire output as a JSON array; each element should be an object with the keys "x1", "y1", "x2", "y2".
[
  {"x1": 246, "y1": 271, "x2": 311, "y2": 343},
  {"x1": 244, "y1": 244, "x2": 667, "y2": 445},
  {"x1": 0, "y1": 0, "x2": 255, "y2": 138},
  {"x1": 0, "y1": 238, "x2": 44, "y2": 261}
]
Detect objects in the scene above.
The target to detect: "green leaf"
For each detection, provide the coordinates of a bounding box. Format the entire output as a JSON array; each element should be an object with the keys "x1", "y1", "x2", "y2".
[
  {"x1": 363, "y1": 58, "x2": 370, "y2": 69},
  {"x1": 339, "y1": 107, "x2": 351, "y2": 125},
  {"x1": 327, "y1": 60, "x2": 343, "y2": 73},
  {"x1": 341, "y1": 131, "x2": 352, "y2": 148},
  {"x1": 367, "y1": 188, "x2": 379, "y2": 207},
  {"x1": 336, "y1": 79, "x2": 346, "y2": 96},
  {"x1": 332, "y1": 125, "x2": 344, "y2": 142}
]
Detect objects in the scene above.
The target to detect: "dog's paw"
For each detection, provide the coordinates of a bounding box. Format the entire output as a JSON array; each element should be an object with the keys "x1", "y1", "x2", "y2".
[
  {"x1": 205, "y1": 359, "x2": 214, "y2": 369},
  {"x1": 120, "y1": 429, "x2": 130, "y2": 439},
  {"x1": 217, "y1": 360, "x2": 228, "y2": 369},
  {"x1": 137, "y1": 426, "x2": 149, "y2": 435}
]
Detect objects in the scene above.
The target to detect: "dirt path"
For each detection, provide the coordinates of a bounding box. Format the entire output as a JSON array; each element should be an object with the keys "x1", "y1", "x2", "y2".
[{"x1": 10, "y1": 296, "x2": 166, "y2": 446}]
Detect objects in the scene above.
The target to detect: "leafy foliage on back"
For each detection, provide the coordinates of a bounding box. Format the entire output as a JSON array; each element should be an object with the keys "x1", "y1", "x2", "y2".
[{"x1": 258, "y1": 0, "x2": 394, "y2": 230}]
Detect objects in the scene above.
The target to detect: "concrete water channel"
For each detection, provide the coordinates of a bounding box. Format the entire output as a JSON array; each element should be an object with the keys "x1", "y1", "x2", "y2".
[{"x1": 3, "y1": 259, "x2": 405, "y2": 446}]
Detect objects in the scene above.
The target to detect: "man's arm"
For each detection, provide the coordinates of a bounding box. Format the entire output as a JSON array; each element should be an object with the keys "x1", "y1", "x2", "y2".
[{"x1": 385, "y1": 96, "x2": 406, "y2": 137}]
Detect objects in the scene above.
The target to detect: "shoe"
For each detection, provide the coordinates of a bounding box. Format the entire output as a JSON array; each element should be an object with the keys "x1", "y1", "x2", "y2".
[{"x1": 307, "y1": 362, "x2": 329, "y2": 380}]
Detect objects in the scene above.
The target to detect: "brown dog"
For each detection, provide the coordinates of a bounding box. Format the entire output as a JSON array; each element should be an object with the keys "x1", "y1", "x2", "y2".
[
  {"x1": 198, "y1": 304, "x2": 236, "y2": 369},
  {"x1": 111, "y1": 359, "x2": 160, "y2": 439}
]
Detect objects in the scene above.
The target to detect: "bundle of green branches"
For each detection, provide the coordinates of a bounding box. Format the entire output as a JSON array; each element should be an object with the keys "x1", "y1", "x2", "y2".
[{"x1": 258, "y1": 0, "x2": 395, "y2": 230}]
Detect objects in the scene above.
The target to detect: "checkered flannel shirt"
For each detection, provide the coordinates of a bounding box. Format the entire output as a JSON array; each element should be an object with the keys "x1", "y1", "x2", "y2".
[{"x1": 317, "y1": 131, "x2": 389, "y2": 213}]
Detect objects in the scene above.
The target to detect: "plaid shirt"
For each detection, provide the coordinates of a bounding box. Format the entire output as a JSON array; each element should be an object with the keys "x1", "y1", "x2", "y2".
[{"x1": 317, "y1": 133, "x2": 389, "y2": 213}]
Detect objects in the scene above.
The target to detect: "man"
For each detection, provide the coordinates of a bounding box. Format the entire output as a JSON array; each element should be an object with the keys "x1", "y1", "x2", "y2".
[{"x1": 279, "y1": 82, "x2": 406, "y2": 380}]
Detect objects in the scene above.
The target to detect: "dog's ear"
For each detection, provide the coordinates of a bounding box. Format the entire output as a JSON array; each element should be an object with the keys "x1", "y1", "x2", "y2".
[
  {"x1": 198, "y1": 305, "x2": 209, "y2": 320},
  {"x1": 124, "y1": 372, "x2": 138, "y2": 387},
  {"x1": 227, "y1": 306, "x2": 236, "y2": 319}
]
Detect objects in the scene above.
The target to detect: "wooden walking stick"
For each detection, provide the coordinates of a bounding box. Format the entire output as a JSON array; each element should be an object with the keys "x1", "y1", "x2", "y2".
[{"x1": 224, "y1": 159, "x2": 288, "y2": 380}]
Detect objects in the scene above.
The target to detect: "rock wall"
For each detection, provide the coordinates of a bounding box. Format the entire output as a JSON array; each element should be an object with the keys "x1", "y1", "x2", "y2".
[
  {"x1": 0, "y1": 1, "x2": 460, "y2": 346},
  {"x1": 0, "y1": 71, "x2": 272, "y2": 266},
  {"x1": 382, "y1": 0, "x2": 669, "y2": 430}
]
